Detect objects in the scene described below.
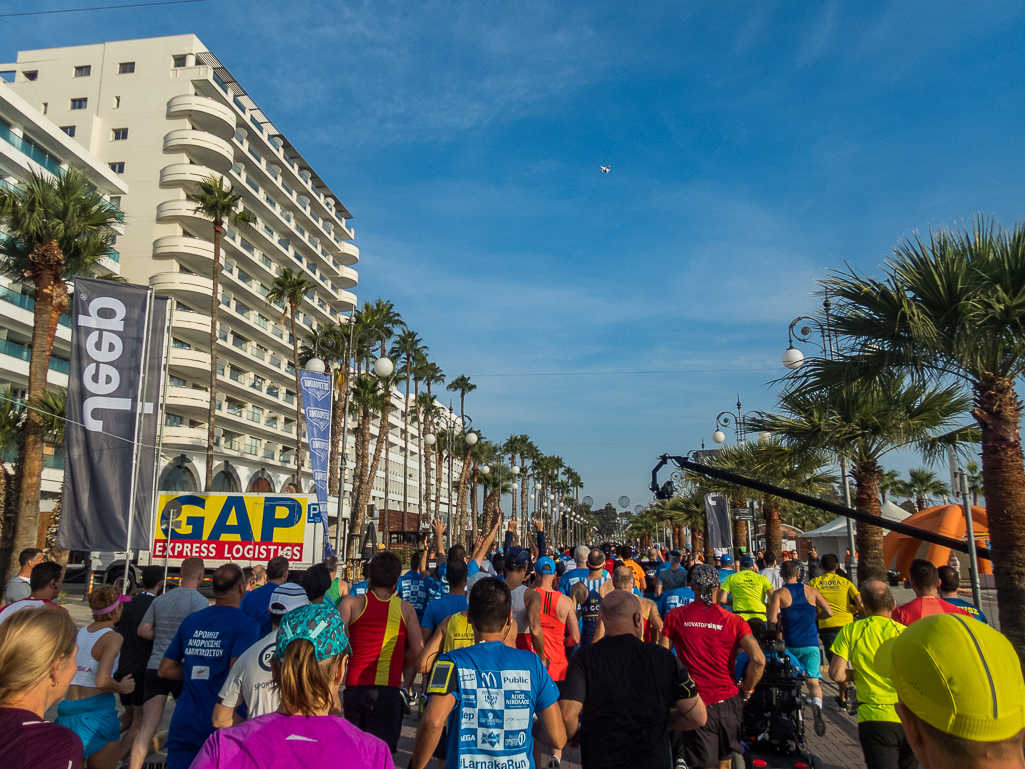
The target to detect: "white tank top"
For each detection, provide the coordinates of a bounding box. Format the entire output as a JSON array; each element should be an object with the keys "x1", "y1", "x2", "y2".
[
  {"x1": 510, "y1": 585, "x2": 530, "y2": 635},
  {"x1": 71, "y1": 626, "x2": 117, "y2": 688}
]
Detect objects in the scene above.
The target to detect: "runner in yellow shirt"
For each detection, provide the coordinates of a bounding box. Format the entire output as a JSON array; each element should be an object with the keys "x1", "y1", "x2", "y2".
[
  {"x1": 718, "y1": 555, "x2": 774, "y2": 630},
  {"x1": 810, "y1": 553, "x2": 862, "y2": 707}
]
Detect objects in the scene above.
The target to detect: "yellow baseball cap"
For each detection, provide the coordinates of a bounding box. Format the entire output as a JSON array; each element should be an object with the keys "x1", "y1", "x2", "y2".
[{"x1": 876, "y1": 613, "x2": 1025, "y2": 742}]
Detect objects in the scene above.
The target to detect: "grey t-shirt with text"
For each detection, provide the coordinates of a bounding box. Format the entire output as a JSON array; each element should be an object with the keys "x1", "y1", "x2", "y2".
[
  {"x1": 657, "y1": 567, "x2": 688, "y2": 593},
  {"x1": 141, "y1": 587, "x2": 209, "y2": 669}
]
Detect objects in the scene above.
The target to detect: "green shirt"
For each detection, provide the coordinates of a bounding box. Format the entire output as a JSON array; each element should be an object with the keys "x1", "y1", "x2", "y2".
[
  {"x1": 325, "y1": 577, "x2": 344, "y2": 608},
  {"x1": 721, "y1": 570, "x2": 774, "y2": 618},
  {"x1": 830, "y1": 615, "x2": 907, "y2": 723},
  {"x1": 810, "y1": 573, "x2": 860, "y2": 628}
]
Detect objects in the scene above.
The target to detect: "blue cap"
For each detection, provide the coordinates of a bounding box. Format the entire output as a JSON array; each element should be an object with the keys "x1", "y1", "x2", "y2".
[
  {"x1": 740, "y1": 556, "x2": 754, "y2": 568},
  {"x1": 720, "y1": 554, "x2": 733, "y2": 566},
  {"x1": 508, "y1": 548, "x2": 531, "y2": 566},
  {"x1": 537, "y1": 557, "x2": 557, "y2": 575},
  {"x1": 276, "y1": 602, "x2": 349, "y2": 661}
]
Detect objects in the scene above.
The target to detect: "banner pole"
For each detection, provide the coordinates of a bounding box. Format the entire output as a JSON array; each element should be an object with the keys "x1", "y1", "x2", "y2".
[
  {"x1": 149, "y1": 301, "x2": 172, "y2": 570},
  {"x1": 122, "y1": 289, "x2": 154, "y2": 595}
]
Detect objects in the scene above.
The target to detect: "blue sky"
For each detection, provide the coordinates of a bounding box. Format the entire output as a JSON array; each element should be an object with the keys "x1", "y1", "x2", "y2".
[{"x1": 6, "y1": 1, "x2": 1025, "y2": 512}]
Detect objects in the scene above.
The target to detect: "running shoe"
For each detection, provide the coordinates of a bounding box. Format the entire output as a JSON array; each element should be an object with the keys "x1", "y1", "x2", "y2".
[
  {"x1": 546, "y1": 759, "x2": 561, "y2": 769},
  {"x1": 812, "y1": 704, "x2": 826, "y2": 736}
]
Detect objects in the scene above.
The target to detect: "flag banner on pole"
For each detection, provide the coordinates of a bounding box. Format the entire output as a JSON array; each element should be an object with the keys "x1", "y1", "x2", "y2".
[
  {"x1": 58, "y1": 278, "x2": 154, "y2": 550},
  {"x1": 131, "y1": 295, "x2": 168, "y2": 548},
  {"x1": 299, "y1": 369, "x2": 332, "y2": 552},
  {"x1": 705, "y1": 493, "x2": 733, "y2": 550}
]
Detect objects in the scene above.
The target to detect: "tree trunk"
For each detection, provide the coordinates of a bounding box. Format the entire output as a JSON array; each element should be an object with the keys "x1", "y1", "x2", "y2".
[
  {"x1": 433, "y1": 444, "x2": 444, "y2": 520},
  {"x1": 289, "y1": 307, "x2": 303, "y2": 489},
  {"x1": 349, "y1": 408, "x2": 370, "y2": 558},
  {"x1": 916, "y1": 494, "x2": 925, "y2": 512},
  {"x1": 471, "y1": 467, "x2": 479, "y2": 542},
  {"x1": 702, "y1": 516, "x2": 713, "y2": 563},
  {"x1": 328, "y1": 366, "x2": 347, "y2": 496},
  {"x1": 357, "y1": 399, "x2": 391, "y2": 541},
  {"x1": 852, "y1": 459, "x2": 884, "y2": 584},
  {"x1": 0, "y1": 460, "x2": 18, "y2": 583},
  {"x1": 205, "y1": 222, "x2": 222, "y2": 492},
  {"x1": 974, "y1": 375, "x2": 1025, "y2": 664},
  {"x1": 764, "y1": 499, "x2": 783, "y2": 559},
  {"x1": 455, "y1": 446, "x2": 472, "y2": 539},
  {"x1": 12, "y1": 251, "x2": 61, "y2": 583}
]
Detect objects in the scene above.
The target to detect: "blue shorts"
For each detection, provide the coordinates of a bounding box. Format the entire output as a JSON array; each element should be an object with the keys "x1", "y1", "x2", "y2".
[
  {"x1": 788, "y1": 646, "x2": 822, "y2": 678},
  {"x1": 55, "y1": 693, "x2": 121, "y2": 756}
]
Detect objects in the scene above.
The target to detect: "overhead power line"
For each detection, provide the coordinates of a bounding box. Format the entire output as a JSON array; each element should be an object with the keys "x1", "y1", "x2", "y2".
[
  {"x1": 0, "y1": 0, "x2": 208, "y2": 18},
  {"x1": 465, "y1": 367, "x2": 778, "y2": 378}
]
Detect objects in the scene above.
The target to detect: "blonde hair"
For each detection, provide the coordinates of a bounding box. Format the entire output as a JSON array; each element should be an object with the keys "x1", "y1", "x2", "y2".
[
  {"x1": 0, "y1": 607, "x2": 77, "y2": 703},
  {"x1": 270, "y1": 639, "x2": 344, "y2": 717},
  {"x1": 87, "y1": 584, "x2": 120, "y2": 621}
]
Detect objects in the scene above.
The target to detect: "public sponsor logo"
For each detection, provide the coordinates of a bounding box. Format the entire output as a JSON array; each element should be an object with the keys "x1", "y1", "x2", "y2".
[{"x1": 501, "y1": 672, "x2": 530, "y2": 687}]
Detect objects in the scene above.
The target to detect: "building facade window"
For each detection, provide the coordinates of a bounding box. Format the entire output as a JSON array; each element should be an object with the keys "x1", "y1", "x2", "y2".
[
  {"x1": 60, "y1": 126, "x2": 75, "y2": 137},
  {"x1": 73, "y1": 65, "x2": 91, "y2": 77},
  {"x1": 164, "y1": 414, "x2": 183, "y2": 427},
  {"x1": 118, "y1": 61, "x2": 135, "y2": 74},
  {"x1": 23, "y1": 71, "x2": 37, "y2": 81},
  {"x1": 172, "y1": 55, "x2": 187, "y2": 68},
  {"x1": 108, "y1": 162, "x2": 125, "y2": 173},
  {"x1": 113, "y1": 96, "x2": 120, "y2": 109},
  {"x1": 70, "y1": 97, "x2": 87, "y2": 110},
  {"x1": 112, "y1": 128, "x2": 128, "y2": 141},
  {"x1": 169, "y1": 375, "x2": 186, "y2": 387},
  {"x1": 109, "y1": 195, "x2": 122, "y2": 207}
]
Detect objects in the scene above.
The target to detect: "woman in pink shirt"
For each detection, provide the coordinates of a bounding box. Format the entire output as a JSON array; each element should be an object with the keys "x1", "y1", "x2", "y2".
[{"x1": 191, "y1": 603, "x2": 392, "y2": 769}]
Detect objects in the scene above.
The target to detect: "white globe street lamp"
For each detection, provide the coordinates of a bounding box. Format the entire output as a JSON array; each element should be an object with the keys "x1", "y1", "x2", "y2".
[
  {"x1": 424, "y1": 433, "x2": 436, "y2": 446},
  {"x1": 304, "y1": 357, "x2": 326, "y2": 374},
  {"x1": 757, "y1": 431, "x2": 771, "y2": 445},
  {"x1": 534, "y1": 483, "x2": 542, "y2": 491},
  {"x1": 782, "y1": 345, "x2": 804, "y2": 370},
  {"x1": 512, "y1": 483, "x2": 519, "y2": 490},
  {"x1": 373, "y1": 356, "x2": 394, "y2": 377},
  {"x1": 529, "y1": 494, "x2": 535, "y2": 500},
  {"x1": 465, "y1": 431, "x2": 478, "y2": 446},
  {"x1": 712, "y1": 429, "x2": 726, "y2": 444},
  {"x1": 549, "y1": 494, "x2": 555, "y2": 501},
  {"x1": 481, "y1": 464, "x2": 491, "y2": 475},
  {"x1": 511, "y1": 465, "x2": 520, "y2": 475}
]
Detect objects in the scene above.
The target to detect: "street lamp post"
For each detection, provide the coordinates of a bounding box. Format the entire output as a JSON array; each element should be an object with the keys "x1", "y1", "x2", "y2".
[
  {"x1": 712, "y1": 395, "x2": 753, "y2": 445},
  {"x1": 444, "y1": 411, "x2": 475, "y2": 546},
  {"x1": 305, "y1": 325, "x2": 392, "y2": 562},
  {"x1": 783, "y1": 295, "x2": 858, "y2": 584}
]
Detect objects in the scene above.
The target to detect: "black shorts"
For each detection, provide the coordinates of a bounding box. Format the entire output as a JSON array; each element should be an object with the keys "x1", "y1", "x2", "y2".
[
  {"x1": 343, "y1": 685, "x2": 404, "y2": 753},
  {"x1": 680, "y1": 694, "x2": 744, "y2": 768},
  {"x1": 143, "y1": 668, "x2": 183, "y2": 703},
  {"x1": 116, "y1": 667, "x2": 146, "y2": 707},
  {"x1": 819, "y1": 627, "x2": 842, "y2": 663}
]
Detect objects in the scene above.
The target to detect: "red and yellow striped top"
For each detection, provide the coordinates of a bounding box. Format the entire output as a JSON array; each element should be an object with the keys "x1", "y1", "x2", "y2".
[{"x1": 345, "y1": 591, "x2": 407, "y2": 687}]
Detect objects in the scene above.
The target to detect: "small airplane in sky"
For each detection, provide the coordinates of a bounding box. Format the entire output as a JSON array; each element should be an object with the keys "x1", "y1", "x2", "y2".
[{"x1": 600, "y1": 166, "x2": 611, "y2": 173}]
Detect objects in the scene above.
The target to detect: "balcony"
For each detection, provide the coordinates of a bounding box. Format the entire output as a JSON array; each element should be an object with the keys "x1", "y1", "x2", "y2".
[
  {"x1": 167, "y1": 347, "x2": 212, "y2": 375},
  {"x1": 164, "y1": 386, "x2": 211, "y2": 418},
  {"x1": 169, "y1": 309, "x2": 211, "y2": 345},
  {"x1": 334, "y1": 265, "x2": 358, "y2": 290},
  {"x1": 150, "y1": 272, "x2": 216, "y2": 303},
  {"x1": 0, "y1": 122, "x2": 62, "y2": 176},
  {"x1": 153, "y1": 235, "x2": 215, "y2": 274},
  {"x1": 155, "y1": 199, "x2": 215, "y2": 237},
  {"x1": 161, "y1": 425, "x2": 209, "y2": 449},
  {"x1": 328, "y1": 289, "x2": 357, "y2": 312},
  {"x1": 163, "y1": 129, "x2": 234, "y2": 173},
  {"x1": 159, "y1": 162, "x2": 221, "y2": 194},
  {"x1": 335, "y1": 241, "x2": 359, "y2": 267},
  {"x1": 166, "y1": 95, "x2": 236, "y2": 141}
]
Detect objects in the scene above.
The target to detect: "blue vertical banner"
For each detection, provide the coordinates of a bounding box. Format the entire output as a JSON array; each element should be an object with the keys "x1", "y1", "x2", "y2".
[{"x1": 299, "y1": 369, "x2": 333, "y2": 555}]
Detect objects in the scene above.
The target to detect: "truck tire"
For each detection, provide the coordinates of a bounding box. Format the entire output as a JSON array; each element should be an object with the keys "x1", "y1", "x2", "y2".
[{"x1": 105, "y1": 566, "x2": 137, "y2": 593}]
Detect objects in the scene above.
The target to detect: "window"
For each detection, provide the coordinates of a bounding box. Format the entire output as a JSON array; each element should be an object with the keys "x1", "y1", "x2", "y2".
[
  {"x1": 74, "y1": 65, "x2": 91, "y2": 78},
  {"x1": 171, "y1": 338, "x2": 191, "y2": 350},
  {"x1": 60, "y1": 126, "x2": 76, "y2": 137},
  {"x1": 23, "y1": 71, "x2": 37, "y2": 81},
  {"x1": 118, "y1": 62, "x2": 135, "y2": 74},
  {"x1": 41, "y1": 103, "x2": 47, "y2": 115},
  {"x1": 172, "y1": 55, "x2": 187, "y2": 68},
  {"x1": 108, "y1": 162, "x2": 125, "y2": 174},
  {"x1": 113, "y1": 96, "x2": 120, "y2": 109},
  {"x1": 70, "y1": 98, "x2": 87, "y2": 110},
  {"x1": 169, "y1": 375, "x2": 186, "y2": 387},
  {"x1": 112, "y1": 128, "x2": 128, "y2": 141},
  {"x1": 164, "y1": 414, "x2": 183, "y2": 427},
  {"x1": 109, "y1": 195, "x2": 121, "y2": 207}
]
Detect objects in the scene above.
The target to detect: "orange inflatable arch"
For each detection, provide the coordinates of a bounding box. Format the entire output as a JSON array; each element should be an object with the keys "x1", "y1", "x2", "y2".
[{"x1": 882, "y1": 504, "x2": 992, "y2": 579}]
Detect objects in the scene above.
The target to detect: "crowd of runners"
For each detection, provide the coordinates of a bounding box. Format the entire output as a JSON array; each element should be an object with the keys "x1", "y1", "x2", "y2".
[{"x1": 0, "y1": 517, "x2": 1022, "y2": 769}]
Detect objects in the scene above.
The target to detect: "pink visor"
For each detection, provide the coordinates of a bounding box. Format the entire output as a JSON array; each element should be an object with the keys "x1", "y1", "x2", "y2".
[{"x1": 94, "y1": 594, "x2": 132, "y2": 615}]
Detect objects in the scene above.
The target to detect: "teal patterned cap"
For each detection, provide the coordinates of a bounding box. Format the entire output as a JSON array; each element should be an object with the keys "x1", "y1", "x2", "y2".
[{"x1": 275, "y1": 602, "x2": 349, "y2": 661}]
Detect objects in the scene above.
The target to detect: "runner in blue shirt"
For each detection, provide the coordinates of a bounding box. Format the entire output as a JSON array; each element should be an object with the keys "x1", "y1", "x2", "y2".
[
  {"x1": 558, "y1": 546, "x2": 591, "y2": 595},
  {"x1": 158, "y1": 564, "x2": 261, "y2": 769},
  {"x1": 410, "y1": 577, "x2": 565, "y2": 769},
  {"x1": 241, "y1": 556, "x2": 289, "y2": 636},
  {"x1": 658, "y1": 585, "x2": 696, "y2": 617},
  {"x1": 938, "y1": 565, "x2": 989, "y2": 624},
  {"x1": 421, "y1": 560, "x2": 469, "y2": 642},
  {"x1": 398, "y1": 544, "x2": 439, "y2": 623}
]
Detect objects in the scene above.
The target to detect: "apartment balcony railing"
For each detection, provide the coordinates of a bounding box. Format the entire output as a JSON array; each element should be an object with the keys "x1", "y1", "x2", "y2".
[
  {"x1": 0, "y1": 338, "x2": 69, "y2": 373},
  {"x1": 0, "y1": 121, "x2": 62, "y2": 175},
  {"x1": 0, "y1": 285, "x2": 72, "y2": 327}
]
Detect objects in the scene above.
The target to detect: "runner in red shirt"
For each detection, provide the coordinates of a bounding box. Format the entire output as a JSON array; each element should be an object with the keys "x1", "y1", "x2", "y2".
[
  {"x1": 660, "y1": 564, "x2": 765, "y2": 769},
  {"x1": 893, "y1": 559, "x2": 971, "y2": 626}
]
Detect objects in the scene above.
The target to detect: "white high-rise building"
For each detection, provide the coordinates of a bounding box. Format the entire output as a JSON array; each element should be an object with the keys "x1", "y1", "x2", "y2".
[
  {"x1": 1, "y1": 36, "x2": 465, "y2": 546},
  {"x1": 0, "y1": 81, "x2": 127, "y2": 497}
]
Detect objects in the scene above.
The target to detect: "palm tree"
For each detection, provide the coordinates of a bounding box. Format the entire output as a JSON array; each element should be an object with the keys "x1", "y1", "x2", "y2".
[
  {"x1": 704, "y1": 441, "x2": 837, "y2": 560},
  {"x1": 447, "y1": 375, "x2": 477, "y2": 529},
  {"x1": 501, "y1": 435, "x2": 523, "y2": 525},
  {"x1": 877, "y1": 469, "x2": 902, "y2": 504},
  {"x1": 895, "y1": 468, "x2": 952, "y2": 511},
  {"x1": 966, "y1": 460, "x2": 984, "y2": 506},
  {"x1": 187, "y1": 175, "x2": 256, "y2": 492},
  {"x1": 267, "y1": 268, "x2": 316, "y2": 489},
  {"x1": 348, "y1": 373, "x2": 388, "y2": 551},
  {"x1": 36, "y1": 388, "x2": 67, "y2": 568},
  {"x1": 416, "y1": 391, "x2": 440, "y2": 519},
  {"x1": 0, "y1": 386, "x2": 25, "y2": 566},
  {"x1": 391, "y1": 329, "x2": 427, "y2": 531},
  {"x1": 516, "y1": 436, "x2": 536, "y2": 529},
  {"x1": 0, "y1": 170, "x2": 122, "y2": 581},
  {"x1": 421, "y1": 363, "x2": 445, "y2": 516},
  {"x1": 822, "y1": 215, "x2": 1025, "y2": 656}
]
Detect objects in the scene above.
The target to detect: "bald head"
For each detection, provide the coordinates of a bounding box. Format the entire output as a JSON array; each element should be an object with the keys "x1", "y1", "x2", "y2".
[
  {"x1": 612, "y1": 565, "x2": 635, "y2": 590},
  {"x1": 860, "y1": 580, "x2": 896, "y2": 615},
  {"x1": 600, "y1": 590, "x2": 643, "y2": 638},
  {"x1": 587, "y1": 548, "x2": 605, "y2": 572}
]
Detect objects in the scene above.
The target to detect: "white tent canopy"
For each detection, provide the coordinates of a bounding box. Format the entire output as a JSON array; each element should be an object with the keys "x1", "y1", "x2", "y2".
[{"x1": 801, "y1": 501, "x2": 911, "y2": 559}]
